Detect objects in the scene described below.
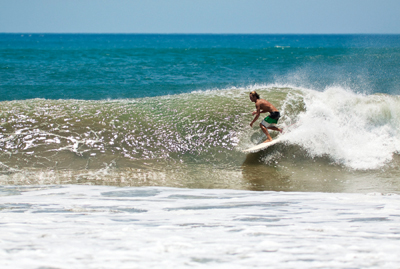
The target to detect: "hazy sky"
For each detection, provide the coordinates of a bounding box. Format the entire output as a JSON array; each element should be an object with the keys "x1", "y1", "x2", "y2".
[{"x1": 1, "y1": 0, "x2": 400, "y2": 34}]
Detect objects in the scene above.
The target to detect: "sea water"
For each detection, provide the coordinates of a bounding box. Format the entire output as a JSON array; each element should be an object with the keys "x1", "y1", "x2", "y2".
[{"x1": 1, "y1": 34, "x2": 400, "y2": 268}]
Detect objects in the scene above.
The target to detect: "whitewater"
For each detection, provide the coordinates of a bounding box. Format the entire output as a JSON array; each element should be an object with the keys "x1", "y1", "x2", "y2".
[{"x1": 1, "y1": 185, "x2": 400, "y2": 268}]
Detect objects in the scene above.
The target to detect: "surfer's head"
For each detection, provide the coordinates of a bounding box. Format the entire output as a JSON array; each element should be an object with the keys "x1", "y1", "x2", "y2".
[{"x1": 249, "y1": 91, "x2": 260, "y2": 102}]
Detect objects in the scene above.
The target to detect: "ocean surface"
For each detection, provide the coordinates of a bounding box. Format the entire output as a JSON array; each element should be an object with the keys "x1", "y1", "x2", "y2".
[{"x1": 1, "y1": 34, "x2": 400, "y2": 268}]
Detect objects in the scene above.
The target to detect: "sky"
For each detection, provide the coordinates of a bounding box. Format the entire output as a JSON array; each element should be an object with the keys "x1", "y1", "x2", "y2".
[{"x1": 1, "y1": 0, "x2": 400, "y2": 34}]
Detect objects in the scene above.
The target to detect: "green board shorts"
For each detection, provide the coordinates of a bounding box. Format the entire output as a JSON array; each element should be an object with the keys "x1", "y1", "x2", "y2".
[{"x1": 261, "y1": 111, "x2": 280, "y2": 128}]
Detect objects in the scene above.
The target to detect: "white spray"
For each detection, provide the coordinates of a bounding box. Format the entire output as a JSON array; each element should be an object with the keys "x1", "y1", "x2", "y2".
[{"x1": 283, "y1": 87, "x2": 400, "y2": 169}]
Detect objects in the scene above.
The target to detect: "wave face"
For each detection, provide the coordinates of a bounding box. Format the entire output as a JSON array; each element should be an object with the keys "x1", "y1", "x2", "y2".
[{"x1": 1, "y1": 86, "x2": 400, "y2": 192}]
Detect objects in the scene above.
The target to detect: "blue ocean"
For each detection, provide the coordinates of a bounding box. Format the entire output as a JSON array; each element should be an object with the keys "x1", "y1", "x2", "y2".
[{"x1": 1, "y1": 34, "x2": 400, "y2": 268}]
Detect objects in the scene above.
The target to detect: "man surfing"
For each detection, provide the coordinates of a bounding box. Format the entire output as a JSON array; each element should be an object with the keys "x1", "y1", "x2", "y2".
[{"x1": 249, "y1": 91, "x2": 282, "y2": 143}]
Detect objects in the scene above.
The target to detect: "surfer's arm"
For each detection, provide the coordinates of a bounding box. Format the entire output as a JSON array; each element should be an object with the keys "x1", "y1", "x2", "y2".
[{"x1": 250, "y1": 107, "x2": 261, "y2": 127}]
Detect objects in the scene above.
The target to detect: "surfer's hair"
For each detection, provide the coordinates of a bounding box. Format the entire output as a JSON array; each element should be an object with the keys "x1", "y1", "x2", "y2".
[{"x1": 250, "y1": 91, "x2": 260, "y2": 99}]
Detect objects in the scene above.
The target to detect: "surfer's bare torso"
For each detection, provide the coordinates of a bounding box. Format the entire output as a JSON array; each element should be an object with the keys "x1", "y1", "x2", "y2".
[
  {"x1": 249, "y1": 98, "x2": 278, "y2": 127},
  {"x1": 252, "y1": 99, "x2": 278, "y2": 117}
]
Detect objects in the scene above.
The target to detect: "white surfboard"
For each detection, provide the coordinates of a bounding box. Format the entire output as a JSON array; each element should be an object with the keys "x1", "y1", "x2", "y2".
[{"x1": 242, "y1": 136, "x2": 284, "y2": 153}]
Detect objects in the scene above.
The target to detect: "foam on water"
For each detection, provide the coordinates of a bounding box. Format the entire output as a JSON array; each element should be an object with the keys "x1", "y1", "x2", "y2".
[
  {"x1": 1, "y1": 185, "x2": 400, "y2": 268},
  {"x1": 282, "y1": 87, "x2": 400, "y2": 169}
]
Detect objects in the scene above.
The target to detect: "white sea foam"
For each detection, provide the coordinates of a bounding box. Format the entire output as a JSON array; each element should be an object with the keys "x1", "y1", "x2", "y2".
[
  {"x1": 1, "y1": 185, "x2": 400, "y2": 268},
  {"x1": 283, "y1": 87, "x2": 400, "y2": 169}
]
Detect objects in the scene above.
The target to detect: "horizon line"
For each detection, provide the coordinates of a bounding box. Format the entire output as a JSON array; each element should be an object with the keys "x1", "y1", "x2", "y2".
[{"x1": 1, "y1": 32, "x2": 400, "y2": 35}]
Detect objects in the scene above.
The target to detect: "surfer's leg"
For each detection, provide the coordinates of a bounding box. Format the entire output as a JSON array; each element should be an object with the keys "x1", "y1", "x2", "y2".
[
  {"x1": 268, "y1": 126, "x2": 283, "y2": 133},
  {"x1": 260, "y1": 123, "x2": 273, "y2": 142}
]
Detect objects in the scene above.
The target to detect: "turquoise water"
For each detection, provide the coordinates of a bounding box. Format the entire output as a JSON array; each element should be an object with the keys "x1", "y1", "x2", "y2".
[
  {"x1": 1, "y1": 34, "x2": 400, "y2": 192},
  {"x1": 2, "y1": 34, "x2": 400, "y2": 100}
]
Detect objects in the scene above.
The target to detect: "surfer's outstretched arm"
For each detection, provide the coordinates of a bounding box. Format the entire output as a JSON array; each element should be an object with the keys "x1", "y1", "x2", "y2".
[{"x1": 250, "y1": 105, "x2": 261, "y2": 127}]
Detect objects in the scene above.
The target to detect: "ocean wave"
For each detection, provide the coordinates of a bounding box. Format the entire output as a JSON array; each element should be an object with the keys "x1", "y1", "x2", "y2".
[{"x1": 0, "y1": 86, "x2": 399, "y2": 179}]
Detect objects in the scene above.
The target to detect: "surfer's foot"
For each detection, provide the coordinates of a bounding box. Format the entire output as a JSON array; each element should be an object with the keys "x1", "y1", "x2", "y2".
[
  {"x1": 279, "y1": 128, "x2": 283, "y2": 134},
  {"x1": 263, "y1": 138, "x2": 273, "y2": 143}
]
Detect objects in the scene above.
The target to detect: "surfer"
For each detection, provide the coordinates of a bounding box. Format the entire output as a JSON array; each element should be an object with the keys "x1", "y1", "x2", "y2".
[{"x1": 249, "y1": 91, "x2": 282, "y2": 143}]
